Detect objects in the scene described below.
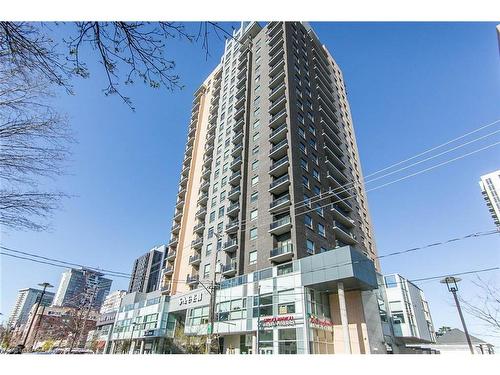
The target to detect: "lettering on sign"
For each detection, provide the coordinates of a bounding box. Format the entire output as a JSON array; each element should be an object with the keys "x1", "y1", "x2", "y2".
[
  {"x1": 308, "y1": 314, "x2": 334, "y2": 331},
  {"x1": 259, "y1": 315, "x2": 295, "y2": 328},
  {"x1": 179, "y1": 292, "x2": 203, "y2": 306},
  {"x1": 144, "y1": 329, "x2": 155, "y2": 337}
]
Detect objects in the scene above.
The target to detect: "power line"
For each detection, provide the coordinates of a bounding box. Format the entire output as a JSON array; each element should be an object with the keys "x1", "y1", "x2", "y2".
[
  {"x1": 0, "y1": 245, "x2": 130, "y2": 277},
  {"x1": 3, "y1": 229, "x2": 497, "y2": 288},
  {"x1": 166, "y1": 137, "x2": 500, "y2": 262}
]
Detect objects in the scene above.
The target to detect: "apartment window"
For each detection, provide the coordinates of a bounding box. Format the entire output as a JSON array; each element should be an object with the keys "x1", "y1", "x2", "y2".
[
  {"x1": 254, "y1": 108, "x2": 260, "y2": 117},
  {"x1": 254, "y1": 85, "x2": 260, "y2": 92},
  {"x1": 304, "y1": 214, "x2": 313, "y2": 228},
  {"x1": 315, "y1": 203, "x2": 324, "y2": 217},
  {"x1": 308, "y1": 124, "x2": 315, "y2": 135},
  {"x1": 251, "y1": 192, "x2": 258, "y2": 202},
  {"x1": 299, "y1": 142, "x2": 306, "y2": 154},
  {"x1": 249, "y1": 250, "x2": 257, "y2": 265},
  {"x1": 312, "y1": 169, "x2": 320, "y2": 181},
  {"x1": 211, "y1": 197, "x2": 217, "y2": 207},
  {"x1": 302, "y1": 175, "x2": 309, "y2": 189},
  {"x1": 250, "y1": 227, "x2": 258, "y2": 240},
  {"x1": 208, "y1": 227, "x2": 214, "y2": 239},
  {"x1": 206, "y1": 243, "x2": 212, "y2": 256},
  {"x1": 318, "y1": 223, "x2": 325, "y2": 237},
  {"x1": 250, "y1": 209, "x2": 258, "y2": 221},
  {"x1": 298, "y1": 127, "x2": 306, "y2": 139},
  {"x1": 221, "y1": 176, "x2": 227, "y2": 186},
  {"x1": 312, "y1": 153, "x2": 319, "y2": 165},
  {"x1": 253, "y1": 119, "x2": 260, "y2": 129},
  {"x1": 309, "y1": 138, "x2": 317, "y2": 150},
  {"x1": 320, "y1": 247, "x2": 328, "y2": 253},
  {"x1": 384, "y1": 275, "x2": 398, "y2": 288},
  {"x1": 252, "y1": 160, "x2": 259, "y2": 170},
  {"x1": 254, "y1": 96, "x2": 260, "y2": 106},
  {"x1": 252, "y1": 146, "x2": 259, "y2": 155},
  {"x1": 303, "y1": 194, "x2": 311, "y2": 207},
  {"x1": 251, "y1": 176, "x2": 259, "y2": 186},
  {"x1": 297, "y1": 113, "x2": 305, "y2": 124},
  {"x1": 255, "y1": 75, "x2": 261, "y2": 84},
  {"x1": 220, "y1": 190, "x2": 226, "y2": 202},
  {"x1": 213, "y1": 182, "x2": 218, "y2": 193},
  {"x1": 253, "y1": 132, "x2": 260, "y2": 142},
  {"x1": 209, "y1": 211, "x2": 216, "y2": 223},
  {"x1": 306, "y1": 239, "x2": 315, "y2": 254},
  {"x1": 218, "y1": 206, "x2": 225, "y2": 217},
  {"x1": 217, "y1": 222, "x2": 223, "y2": 234},
  {"x1": 203, "y1": 264, "x2": 211, "y2": 278},
  {"x1": 214, "y1": 169, "x2": 220, "y2": 179}
]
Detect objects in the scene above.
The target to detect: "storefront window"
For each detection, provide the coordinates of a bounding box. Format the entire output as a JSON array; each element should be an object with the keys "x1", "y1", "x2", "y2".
[
  {"x1": 278, "y1": 328, "x2": 297, "y2": 354},
  {"x1": 277, "y1": 263, "x2": 293, "y2": 276},
  {"x1": 188, "y1": 306, "x2": 209, "y2": 326}
]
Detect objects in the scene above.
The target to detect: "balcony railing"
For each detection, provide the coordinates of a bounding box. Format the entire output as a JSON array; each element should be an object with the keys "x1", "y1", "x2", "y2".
[
  {"x1": 269, "y1": 243, "x2": 293, "y2": 260},
  {"x1": 269, "y1": 174, "x2": 290, "y2": 191},
  {"x1": 270, "y1": 194, "x2": 290, "y2": 210},
  {"x1": 270, "y1": 216, "x2": 291, "y2": 230},
  {"x1": 187, "y1": 274, "x2": 199, "y2": 285},
  {"x1": 270, "y1": 155, "x2": 289, "y2": 173}
]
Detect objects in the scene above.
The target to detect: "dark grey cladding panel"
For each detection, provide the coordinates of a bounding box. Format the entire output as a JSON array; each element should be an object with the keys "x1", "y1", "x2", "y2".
[{"x1": 299, "y1": 246, "x2": 377, "y2": 291}]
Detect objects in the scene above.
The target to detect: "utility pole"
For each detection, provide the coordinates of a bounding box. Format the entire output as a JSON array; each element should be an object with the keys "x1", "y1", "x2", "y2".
[
  {"x1": 440, "y1": 276, "x2": 474, "y2": 354},
  {"x1": 21, "y1": 282, "x2": 53, "y2": 352},
  {"x1": 70, "y1": 284, "x2": 98, "y2": 353}
]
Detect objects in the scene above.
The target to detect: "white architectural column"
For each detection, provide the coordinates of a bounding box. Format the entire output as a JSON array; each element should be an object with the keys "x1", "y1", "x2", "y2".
[
  {"x1": 252, "y1": 333, "x2": 257, "y2": 355},
  {"x1": 338, "y1": 282, "x2": 352, "y2": 354},
  {"x1": 109, "y1": 340, "x2": 116, "y2": 354},
  {"x1": 129, "y1": 340, "x2": 136, "y2": 354},
  {"x1": 140, "y1": 340, "x2": 145, "y2": 354}
]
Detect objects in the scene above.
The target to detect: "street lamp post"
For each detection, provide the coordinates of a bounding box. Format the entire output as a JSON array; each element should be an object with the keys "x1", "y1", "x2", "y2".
[
  {"x1": 21, "y1": 282, "x2": 53, "y2": 352},
  {"x1": 440, "y1": 276, "x2": 474, "y2": 354}
]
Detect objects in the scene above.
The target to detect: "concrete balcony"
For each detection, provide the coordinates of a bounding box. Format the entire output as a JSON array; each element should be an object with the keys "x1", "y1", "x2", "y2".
[
  {"x1": 193, "y1": 222, "x2": 205, "y2": 234},
  {"x1": 235, "y1": 84, "x2": 246, "y2": 99},
  {"x1": 269, "y1": 93, "x2": 286, "y2": 115},
  {"x1": 331, "y1": 205, "x2": 355, "y2": 228},
  {"x1": 197, "y1": 193, "x2": 209, "y2": 206},
  {"x1": 326, "y1": 159, "x2": 348, "y2": 184},
  {"x1": 233, "y1": 118, "x2": 244, "y2": 133},
  {"x1": 268, "y1": 69, "x2": 285, "y2": 90},
  {"x1": 201, "y1": 167, "x2": 211, "y2": 180},
  {"x1": 227, "y1": 202, "x2": 240, "y2": 217},
  {"x1": 269, "y1": 139, "x2": 288, "y2": 159},
  {"x1": 189, "y1": 254, "x2": 201, "y2": 266},
  {"x1": 269, "y1": 57, "x2": 285, "y2": 78},
  {"x1": 329, "y1": 190, "x2": 352, "y2": 212},
  {"x1": 269, "y1": 216, "x2": 292, "y2": 235},
  {"x1": 269, "y1": 243, "x2": 293, "y2": 263},
  {"x1": 229, "y1": 171, "x2": 241, "y2": 186},
  {"x1": 223, "y1": 239, "x2": 238, "y2": 253},
  {"x1": 203, "y1": 155, "x2": 213, "y2": 168},
  {"x1": 200, "y1": 180, "x2": 210, "y2": 193},
  {"x1": 269, "y1": 155, "x2": 289, "y2": 177},
  {"x1": 269, "y1": 81, "x2": 286, "y2": 101},
  {"x1": 228, "y1": 187, "x2": 241, "y2": 201},
  {"x1": 221, "y1": 262, "x2": 237, "y2": 277},
  {"x1": 269, "y1": 194, "x2": 291, "y2": 213},
  {"x1": 269, "y1": 122, "x2": 288, "y2": 143},
  {"x1": 267, "y1": 21, "x2": 282, "y2": 37},
  {"x1": 333, "y1": 221, "x2": 357, "y2": 245},
  {"x1": 269, "y1": 108, "x2": 287, "y2": 131},
  {"x1": 187, "y1": 274, "x2": 199, "y2": 286},
  {"x1": 269, "y1": 174, "x2": 290, "y2": 194},
  {"x1": 179, "y1": 175, "x2": 188, "y2": 188},
  {"x1": 173, "y1": 210, "x2": 183, "y2": 222},
  {"x1": 163, "y1": 265, "x2": 174, "y2": 276},
  {"x1": 230, "y1": 156, "x2": 242, "y2": 171},
  {"x1": 168, "y1": 237, "x2": 179, "y2": 248},
  {"x1": 181, "y1": 165, "x2": 190, "y2": 177},
  {"x1": 233, "y1": 106, "x2": 245, "y2": 121},
  {"x1": 269, "y1": 47, "x2": 285, "y2": 67},
  {"x1": 160, "y1": 283, "x2": 171, "y2": 295},
  {"x1": 232, "y1": 131, "x2": 244, "y2": 145},
  {"x1": 225, "y1": 219, "x2": 239, "y2": 233},
  {"x1": 165, "y1": 250, "x2": 177, "y2": 261},
  {"x1": 191, "y1": 237, "x2": 203, "y2": 250},
  {"x1": 171, "y1": 222, "x2": 181, "y2": 235},
  {"x1": 196, "y1": 208, "x2": 207, "y2": 219},
  {"x1": 232, "y1": 142, "x2": 243, "y2": 157},
  {"x1": 237, "y1": 64, "x2": 247, "y2": 80}
]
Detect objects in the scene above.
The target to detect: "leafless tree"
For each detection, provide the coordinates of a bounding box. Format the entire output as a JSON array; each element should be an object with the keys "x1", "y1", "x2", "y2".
[
  {"x1": 460, "y1": 276, "x2": 500, "y2": 335},
  {"x1": 0, "y1": 60, "x2": 72, "y2": 231}
]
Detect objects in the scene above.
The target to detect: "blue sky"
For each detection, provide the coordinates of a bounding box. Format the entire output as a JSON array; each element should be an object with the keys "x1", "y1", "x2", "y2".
[{"x1": 1, "y1": 22, "x2": 499, "y2": 345}]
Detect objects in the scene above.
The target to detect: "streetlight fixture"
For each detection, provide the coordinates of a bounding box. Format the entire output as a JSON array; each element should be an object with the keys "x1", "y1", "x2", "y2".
[
  {"x1": 21, "y1": 282, "x2": 54, "y2": 352},
  {"x1": 440, "y1": 276, "x2": 474, "y2": 354}
]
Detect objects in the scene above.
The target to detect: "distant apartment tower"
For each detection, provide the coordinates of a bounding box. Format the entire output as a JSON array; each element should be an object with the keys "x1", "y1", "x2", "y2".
[
  {"x1": 479, "y1": 170, "x2": 500, "y2": 228},
  {"x1": 52, "y1": 268, "x2": 112, "y2": 310},
  {"x1": 128, "y1": 246, "x2": 165, "y2": 293},
  {"x1": 8, "y1": 288, "x2": 55, "y2": 328},
  {"x1": 383, "y1": 274, "x2": 436, "y2": 344},
  {"x1": 100, "y1": 290, "x2": 127, "y2": 314},
  {"x1": 161, "y1": 21, "x2": 378, "y2": 296}
]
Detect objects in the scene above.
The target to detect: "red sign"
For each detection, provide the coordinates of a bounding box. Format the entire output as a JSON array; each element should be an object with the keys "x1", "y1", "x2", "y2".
[
  {"x1": 309, "y1": 315, "x2": 334, "y2": 331},
  {"x1": 259, "y1": 315, "x2": 295, "y2": 328}
]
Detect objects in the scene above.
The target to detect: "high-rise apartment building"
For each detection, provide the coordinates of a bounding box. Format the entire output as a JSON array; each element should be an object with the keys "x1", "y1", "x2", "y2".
[
  {"x1": 162, "y1": 21, "x2": 378, "y2": 296},
  {"x1": 52, "y1": 268, "x2": 112, "y2": 310},
  {"x1": 128, "y1": 246, "x2": 165, "y2": 293},
  {"x1": 479, "y1": 170, "x2": 500, "y2": 228},
  {"x1": 7, "y1": 288, "x2": 55, "y2": 328},
  {"x1": 150, "y1": 22, "x2": 394, "y2": 354}
]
